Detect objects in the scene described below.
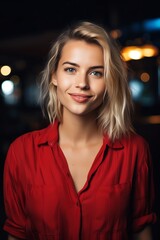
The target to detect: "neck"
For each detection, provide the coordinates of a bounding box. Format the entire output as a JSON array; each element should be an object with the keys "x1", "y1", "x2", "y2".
[{"x1": 59, "y1": 113, "x2": 102, "y2": 146}]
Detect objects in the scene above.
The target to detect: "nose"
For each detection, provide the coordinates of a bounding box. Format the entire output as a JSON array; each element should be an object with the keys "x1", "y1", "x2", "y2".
[{"x1": 75, "y1": 73, "x2": 90, "y2": 90}]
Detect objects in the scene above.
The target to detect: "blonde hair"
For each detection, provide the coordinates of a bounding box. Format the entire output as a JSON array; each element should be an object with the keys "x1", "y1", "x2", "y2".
[{"x1": 39, "y1": 21, "x2": 134, "y2": 141}]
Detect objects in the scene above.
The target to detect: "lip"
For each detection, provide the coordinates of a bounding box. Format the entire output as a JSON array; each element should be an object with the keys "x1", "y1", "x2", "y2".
[{"x1": 69, "y1": 93, "x2": 92, "y2": 103}]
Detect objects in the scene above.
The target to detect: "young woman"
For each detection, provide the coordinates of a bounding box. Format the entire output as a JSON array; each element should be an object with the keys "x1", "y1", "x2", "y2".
[{"x1": 3, "y1": 21, "x2": 156, "y2": 240}]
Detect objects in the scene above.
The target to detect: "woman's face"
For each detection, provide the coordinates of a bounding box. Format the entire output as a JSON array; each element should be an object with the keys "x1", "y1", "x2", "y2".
[{"x1": 52, "y1": 40, "x2": 106, "y2": 118}]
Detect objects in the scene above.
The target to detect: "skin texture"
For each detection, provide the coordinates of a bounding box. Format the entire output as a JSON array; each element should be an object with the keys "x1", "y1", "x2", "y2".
[{"x1": 52, "y1": 40, "x2": 106, "y2": 118}]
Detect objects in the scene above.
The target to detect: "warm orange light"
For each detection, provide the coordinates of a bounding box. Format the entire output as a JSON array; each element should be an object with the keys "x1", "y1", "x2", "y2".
[
  {"x1": 121, "y1": 44, "x2": 159, "y2": 61},
  {"x1": 110, "y1": 29, "x2": 122, "y2": 39},
  {"x1": 140, "y1": 72, "x2": 150, "y2": 82},
  {"x1": 145, "y1": 115, "x2": 160, "y2": 124},
  {"x1": 128, "y1": 47, "x2": 143, "y2": 60},
  {"x1": 142, "y1": 44, "x2": 159, "y2": 57},
  {"x1": 121, "y1": 51, "x2": 131, "y2": 61},
  {"x1": 121, "y1": 46, "x2": 143, "y2": 61}
]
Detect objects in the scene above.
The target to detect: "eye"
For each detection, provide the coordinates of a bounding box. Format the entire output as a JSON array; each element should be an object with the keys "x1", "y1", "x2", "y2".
[
  {"x1": 90, "y1": 71, "x2": 103, "y2": 77},
  {"x1": 64, "y1": 67, "x2": 76, "y2": 73}
]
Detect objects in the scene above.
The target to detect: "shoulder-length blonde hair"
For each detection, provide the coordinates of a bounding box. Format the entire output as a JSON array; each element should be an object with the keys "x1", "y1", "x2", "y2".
[{"x1": 39, "y1": 21, "x2": 134, "y2": 141}]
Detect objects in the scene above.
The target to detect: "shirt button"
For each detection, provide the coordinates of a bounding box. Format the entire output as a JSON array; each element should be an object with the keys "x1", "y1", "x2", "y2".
[
  {"x1": 76, "y1": 201, "x2": 80, "y2": 207},
  {"x1": 48, "y1": 141, "x2": 53, "y2": 147}
]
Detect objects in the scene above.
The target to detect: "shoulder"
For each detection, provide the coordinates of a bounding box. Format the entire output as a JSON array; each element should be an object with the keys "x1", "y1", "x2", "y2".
[
  {"x1": 116, "y1": 132, "x2": 151, "y2": 162},
  {"x1": 6, "y1": 120, "x2": 59, "y2": 158},
  {"x1": 9, "y1": 124, "x2": 51, "y2": 150},
  {"x1": 5, "y1": 125, "x2": 51, "y2": 168},
  {"x1": 121, "y1": 132, "x2": 150, "y2": 152},
  {"x1": 4, "y1": 123, "x2": 58, "y2": 177},
  {"x1": 121, "y1": 132, "x2": 152, "y2": 168}
]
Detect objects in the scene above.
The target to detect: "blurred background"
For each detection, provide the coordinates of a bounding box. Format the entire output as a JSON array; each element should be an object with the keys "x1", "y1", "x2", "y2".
[{"x1": 0, "y1": 0, "x2": 160, "y2": 239}]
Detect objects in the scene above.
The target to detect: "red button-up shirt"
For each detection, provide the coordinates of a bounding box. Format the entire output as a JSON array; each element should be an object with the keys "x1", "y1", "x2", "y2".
[{"x1": 3, "y1": 121, "x2": 156, "y2": 240}]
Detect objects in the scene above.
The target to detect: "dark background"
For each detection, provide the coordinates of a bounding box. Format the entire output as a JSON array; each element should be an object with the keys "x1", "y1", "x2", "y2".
[{"x1": 0, "y1": 0, "x2": 160, "y2": 239}]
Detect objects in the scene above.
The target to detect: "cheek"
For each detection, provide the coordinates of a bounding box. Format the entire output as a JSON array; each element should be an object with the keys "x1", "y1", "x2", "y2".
[
  {"x1": 56, "y1": 79, "x2": 70, "y2": 100},
  {"x1": 57, "y1": 76, "x2": 73, "y2": 90},
  {"x1": 94, "y1": 82, "x2": 106, "y2": 96}
]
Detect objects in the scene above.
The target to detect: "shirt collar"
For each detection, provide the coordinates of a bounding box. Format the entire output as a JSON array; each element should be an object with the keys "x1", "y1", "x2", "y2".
[
  {"x1": 103, "y1": 134, "x2": 124, "y2": 149},
  {"x1": 37, "y1": 120, "x2": 124, "y2": 150},
  {"x1": 37, "y1": 120, "x2": 59, "y2": 146}
]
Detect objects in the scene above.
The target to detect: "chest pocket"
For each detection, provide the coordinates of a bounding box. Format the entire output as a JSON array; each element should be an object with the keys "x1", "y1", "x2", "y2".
[
  {"x1": 25, "y1": 184, "x2": 60, "y2": 236},
  {"x1": 94, "y1": 182, "x2": 131, "y2": 231}
]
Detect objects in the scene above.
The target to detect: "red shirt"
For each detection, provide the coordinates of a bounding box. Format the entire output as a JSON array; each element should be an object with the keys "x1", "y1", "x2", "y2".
[{"x1": 3, "y1": 120, "x2": 156, "y2": 240}]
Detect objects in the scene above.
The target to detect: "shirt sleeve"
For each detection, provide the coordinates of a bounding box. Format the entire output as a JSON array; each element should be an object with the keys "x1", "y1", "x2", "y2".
[
  {"x1": 3, "y1": 141, "x2": 27, "y2": 239},
  {"x1": 131, "y1": 138, "x2": 157, "y2": 232}
]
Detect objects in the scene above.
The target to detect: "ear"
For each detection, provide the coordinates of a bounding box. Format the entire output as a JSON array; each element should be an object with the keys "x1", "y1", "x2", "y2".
[{"x1": 51, "y1": 73, "x2": 57, "y2": 86}]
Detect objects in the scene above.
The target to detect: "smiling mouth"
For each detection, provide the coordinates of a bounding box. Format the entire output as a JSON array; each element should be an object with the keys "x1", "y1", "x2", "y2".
[{"x1": 69, "y1": 93, "x2": 92, "y2": 103}]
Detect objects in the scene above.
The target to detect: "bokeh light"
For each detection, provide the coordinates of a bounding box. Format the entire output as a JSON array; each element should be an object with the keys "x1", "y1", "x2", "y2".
[
  {"x1": 1, "y1": 80, "x2": 14, "y2": 95},
  {"x1": 0, "y1": 65, "x2": 11, "y2": 76}
]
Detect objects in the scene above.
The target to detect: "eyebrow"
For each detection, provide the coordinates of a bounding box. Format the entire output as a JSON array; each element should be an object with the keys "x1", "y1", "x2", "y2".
[{"x1": 62, "y1": 61, "x2": 104, "y2": 69}]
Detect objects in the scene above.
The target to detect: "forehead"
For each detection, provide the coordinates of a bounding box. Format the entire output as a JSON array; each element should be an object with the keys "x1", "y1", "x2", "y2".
[
  {"x1": 59, "y1": 40, "x2": 104, "y2": 64},
  {"x1": 62, "y1": 39, "x2": 102, "y2": 53}
]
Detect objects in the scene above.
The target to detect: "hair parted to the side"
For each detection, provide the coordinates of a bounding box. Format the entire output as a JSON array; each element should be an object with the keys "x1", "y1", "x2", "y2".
[{"x1": 38, "y1": 20, "x2": 135, "y2": 141}]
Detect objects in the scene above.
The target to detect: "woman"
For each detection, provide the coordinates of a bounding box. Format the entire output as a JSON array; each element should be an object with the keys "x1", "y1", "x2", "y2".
[{"x1": 3, "y1": 21, "x2": 156, "y2": 240}]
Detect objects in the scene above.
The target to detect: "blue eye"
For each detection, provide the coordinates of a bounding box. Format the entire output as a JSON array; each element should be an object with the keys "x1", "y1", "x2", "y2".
[
  {"x1": 65, "y1": 68, "x2": 75, "y2": 73},
  {"x1": 90, "y1": 71, "x2": 103, "y2": 77}
]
